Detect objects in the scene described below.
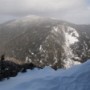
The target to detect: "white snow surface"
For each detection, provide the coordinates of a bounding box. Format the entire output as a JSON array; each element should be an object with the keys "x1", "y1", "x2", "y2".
[
  {"x1": 62, "y1": 26, "x2": 80, "y2": 68},
  {"x1": 0, "y1": 60, "x2": 90, "y2": 90},
  {"x1": 66, "y1": 26, "x2": 79, "y2": 45}
]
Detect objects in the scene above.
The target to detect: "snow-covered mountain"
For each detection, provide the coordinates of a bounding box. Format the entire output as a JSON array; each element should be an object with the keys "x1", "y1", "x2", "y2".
[
  {"x1": 0, "y1": 15, "x2": 90, "y2": 68},
  {"x1": 0, "y1": 60, "x2": 90, "y2": 90}
]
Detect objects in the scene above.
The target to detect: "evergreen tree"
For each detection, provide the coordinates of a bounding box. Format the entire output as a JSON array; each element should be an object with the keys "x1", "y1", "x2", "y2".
[{"x1": 0, "y1": 54, "x2": 5, "y2": 73}]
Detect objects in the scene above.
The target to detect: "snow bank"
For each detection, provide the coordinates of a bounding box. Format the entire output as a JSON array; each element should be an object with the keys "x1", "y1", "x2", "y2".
[{"x1": 0, "y1": 60, "x2": 90, "y2": 90}]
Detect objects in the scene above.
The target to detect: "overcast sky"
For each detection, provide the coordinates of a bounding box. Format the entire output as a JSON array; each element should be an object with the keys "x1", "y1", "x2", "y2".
[{"x1": 0, "y1": 0, "x2": 90, "y2": 24}]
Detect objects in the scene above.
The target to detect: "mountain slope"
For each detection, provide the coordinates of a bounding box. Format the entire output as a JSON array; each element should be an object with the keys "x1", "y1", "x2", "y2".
[{"x1": 0, "y1": 15, "x2": 90, "y2": 68}]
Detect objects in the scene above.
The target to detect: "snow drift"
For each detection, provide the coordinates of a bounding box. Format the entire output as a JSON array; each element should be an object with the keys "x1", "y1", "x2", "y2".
[{"x1": 0, "y1": 60, "x2": 90, "y2": 90}]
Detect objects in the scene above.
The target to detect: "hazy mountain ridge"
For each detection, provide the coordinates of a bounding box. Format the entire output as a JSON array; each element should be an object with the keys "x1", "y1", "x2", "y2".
[{"x1": 0, "y1": 16, "x2": 90, "y2": 68}]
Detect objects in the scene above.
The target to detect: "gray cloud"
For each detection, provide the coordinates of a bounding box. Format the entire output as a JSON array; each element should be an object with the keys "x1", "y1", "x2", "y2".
[{"x1": 0, "y1": 0, "x2": 90, "y2": 24}]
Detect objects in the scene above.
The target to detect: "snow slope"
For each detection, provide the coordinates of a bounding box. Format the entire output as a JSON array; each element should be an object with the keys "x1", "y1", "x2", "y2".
[{"x1": 0, "y1": 60, "x2": 90, "y2": 90}]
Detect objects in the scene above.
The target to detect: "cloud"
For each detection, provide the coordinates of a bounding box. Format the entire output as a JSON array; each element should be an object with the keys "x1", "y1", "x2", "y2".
[{"x1": 0, "y1": 0, "x2": 90, "y2": 24}]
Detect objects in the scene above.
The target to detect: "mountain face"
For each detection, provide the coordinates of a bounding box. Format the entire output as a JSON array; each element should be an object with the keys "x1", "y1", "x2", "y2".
[{"x1": 0, "y1": 15, "x2": 90, "y2": 68}]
